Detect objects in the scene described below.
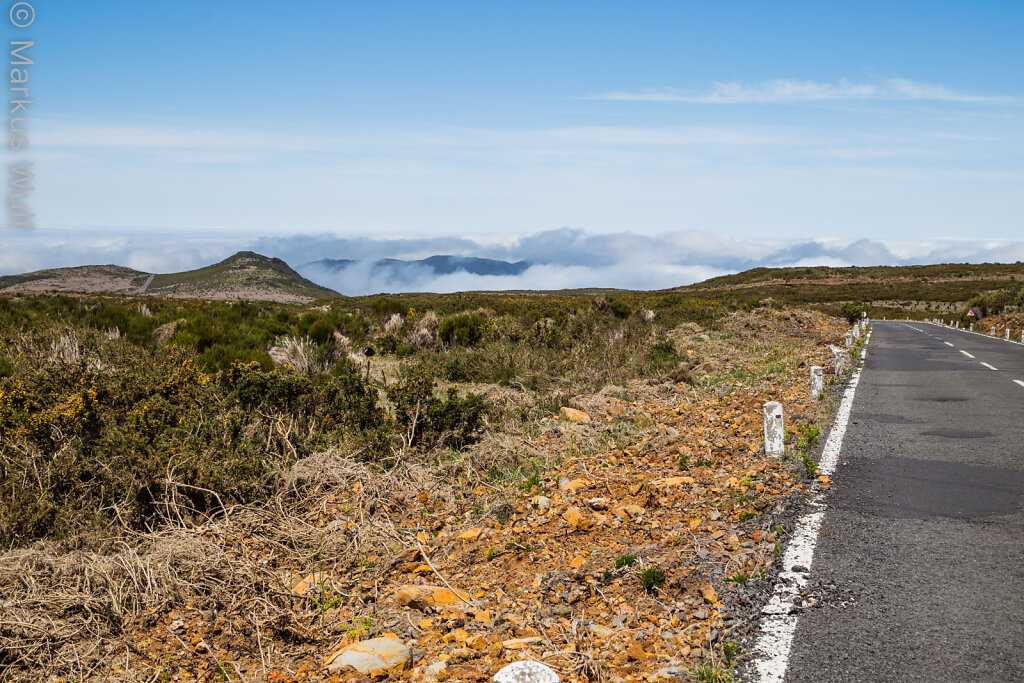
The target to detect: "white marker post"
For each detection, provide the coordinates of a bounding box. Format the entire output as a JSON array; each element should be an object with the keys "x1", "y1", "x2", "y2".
[
  {"x1": 970, "y1": 323, "x2": 974, "y2": 332},
  {"x1": 763, "y1": 401, "x2": 785, "y2": 457},
  {"x1": 810, "y1": 366, "x2": 823, "y2": 402},
  {"x1": 846, "y1": 331, "x2": 853, "y2": 348},
  {"x1": 830, "y1": 345, "x2": 845, "y2": 376},
  {"x1": 1006, "y1": 329, "x2": 1010, "y2": 340},
  {"x1": 991, "y1": 326, "x2": 996, "y2": 336}
]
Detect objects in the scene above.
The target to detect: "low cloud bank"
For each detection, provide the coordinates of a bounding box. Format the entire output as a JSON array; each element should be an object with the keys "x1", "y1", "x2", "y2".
[{"x1": 4, "y1": 228, "x2": 1024, "y2": 296}]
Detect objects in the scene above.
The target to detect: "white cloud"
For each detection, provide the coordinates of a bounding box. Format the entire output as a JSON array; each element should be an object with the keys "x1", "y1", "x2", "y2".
[
  {"x1": 4, "y1": 228, "x2": 1024, "y2": 296},
  {"x1": 594, "y1": 78, "x2": 1016, "y2": 104}
]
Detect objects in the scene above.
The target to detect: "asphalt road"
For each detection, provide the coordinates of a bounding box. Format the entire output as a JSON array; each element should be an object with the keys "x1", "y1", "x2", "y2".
[{"x1": 783, "y1": 321, "x2": 1024, "y2": 682}]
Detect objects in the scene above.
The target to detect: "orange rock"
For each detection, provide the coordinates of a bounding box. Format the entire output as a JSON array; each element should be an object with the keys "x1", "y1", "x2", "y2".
[
  {"x1": 291, "y1": 574, "x2": 315, "y2": 596},
  {"x1": 559, "y1": 478, "x2": 591, "y2": 493},
  {"x1": 442, "y1": 628, "x2": 469, "y2": 644},
  {"x1": 559, "y1": 407, "x2": 592, "y2": 422},
  {"x1": 501, "y1": 636, "x2": 542, "y2": 651},
  {"x1": 700, "y1": 585, "x2": 718, "y2": 603},
  {"x1": 569, "y1": 555, "x2": 586, "y2": 569},
  {"x1": 457, "y1": 528, "x2": 483, "y2": 542},
  {"x1": 657, "y1": 476, "x2": 696, "y2": 487},
  {"x1": 395, "y1": 586, "x2": 469, "y2": 610},
  {"x1": 569, "y1": 507, "x2": 595, "y2": 531},
  {"x1": 619, "y1": 504, "x2": 645, "y2": 520},
  {"x1": 625, "y1": 639, "x2": 647, "y2": 661},
  {"x1": 465, "y1": 635, "x2": 487, "y2": 650}
]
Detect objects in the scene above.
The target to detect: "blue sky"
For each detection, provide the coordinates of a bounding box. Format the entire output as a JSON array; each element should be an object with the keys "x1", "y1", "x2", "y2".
[{"x1": 4, "y1": 1, "x2": 1023, "y2": 284}]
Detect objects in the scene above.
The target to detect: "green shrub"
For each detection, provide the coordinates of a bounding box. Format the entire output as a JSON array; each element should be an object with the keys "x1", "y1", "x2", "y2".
[
  {"x1": 371, "y1": 296, "x2": 406, "y2": 316},
  {"x1": 438, "y1": 314, "x2": 483, "y2": 347},
  {"x1": 376, "y1": 333, "x2": 401, "y2": 355},
  {"x1": 646, "y1": 339, "x2": 680, "y2": 366},
  {"x1": 615, "y1": 553, "x2": 637, "y2": 569},
  {"x1": 0, "y1": 338, "x2": 390, "y2": 546},
  {"x1": 609, "y1": 299, "x2": 632, "y2": 319},
  {"x1": 307, "y1": 319, "x2": 335, "y2": 345},
  {"x1": 639, "y1": 565, "x2": 667, "y2": 592},
  {"x1": 387, "y1": 364, "x2": 488, "y2": 450},
  {"x1": 0, "y1": 354, "x2": 13, "y2": 378},
  {"x1": 840, "y1": 304, "x2": 864, "y2": 324}
]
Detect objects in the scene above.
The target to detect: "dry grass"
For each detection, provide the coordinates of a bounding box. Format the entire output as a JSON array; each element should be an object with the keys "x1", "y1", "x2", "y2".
[
  {"x1": 268, "y1": 335, "x2": 325, "y2": 373},
  {"x1": 0, "y1": 450, "x2": 443, "y2": 681}
]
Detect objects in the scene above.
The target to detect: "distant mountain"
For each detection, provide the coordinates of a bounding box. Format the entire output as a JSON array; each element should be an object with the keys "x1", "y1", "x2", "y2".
[
  {"x1": 306, "y1": 254, "x2": 531, "y2": 277},
  {"x1": 0, "y1": 251, "x2": 338, "y2": 302}
]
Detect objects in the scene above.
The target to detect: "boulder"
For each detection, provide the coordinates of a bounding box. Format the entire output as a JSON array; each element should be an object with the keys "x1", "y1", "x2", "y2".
[{"x1": 324, "y1": 635, "x2": 411, "y2": 674}]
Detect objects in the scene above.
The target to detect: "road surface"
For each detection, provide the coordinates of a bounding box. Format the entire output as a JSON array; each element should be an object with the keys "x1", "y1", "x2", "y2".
[{"x1": 782, "y1": 321, "x2": 1024, "y2": 682}]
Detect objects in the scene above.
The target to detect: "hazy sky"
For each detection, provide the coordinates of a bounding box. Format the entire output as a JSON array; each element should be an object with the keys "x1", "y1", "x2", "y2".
[{"x1": 5, "y1": 1, "x2": 1023, "y2": 279}]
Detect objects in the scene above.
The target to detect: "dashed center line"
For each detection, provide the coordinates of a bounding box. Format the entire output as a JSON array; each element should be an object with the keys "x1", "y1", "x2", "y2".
[
  {"x1": 960, "y1": 350, "x2": 975, "y2": 359},
  {"x1": 943, "y1": 341, "x2": 954, "y2": 347},
  {"x1": 980, "y1": 362, "x2": 998, "y2": 371},
  {"x1": 1014, "y1": 380, "x2": 1024, "y2": 388}
]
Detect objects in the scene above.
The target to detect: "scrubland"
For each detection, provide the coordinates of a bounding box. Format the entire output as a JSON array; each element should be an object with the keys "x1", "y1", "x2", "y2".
[{"x1": 0, "y1": 282, "x2": 1013, "y2": 681}]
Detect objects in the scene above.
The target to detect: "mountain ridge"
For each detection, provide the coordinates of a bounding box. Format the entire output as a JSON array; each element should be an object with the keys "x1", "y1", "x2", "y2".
[{"x1": 0, "y1": 251, "x2": 338, "y2": 302}]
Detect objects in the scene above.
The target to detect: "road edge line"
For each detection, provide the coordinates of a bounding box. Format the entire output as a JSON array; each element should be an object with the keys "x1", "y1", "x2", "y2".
[{"x1": 750, "y1": 331, "x2": 869, "y2": 682}]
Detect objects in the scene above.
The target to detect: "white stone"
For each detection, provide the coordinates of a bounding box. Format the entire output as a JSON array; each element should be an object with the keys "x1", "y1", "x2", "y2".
[
  {"x1": 810, "y1": 366, "x2": 823, "y2": 401},
  {"x1": 493, "y1": 660, "x2": 560, "y2": 683},
  {"x1": 326, "y1": 636, "x2": 411, "y2": 674},
  {"x1": 763, "y1": 401, "x2": 784, "y2": 457},
  {"x1": 531, "y1": 496, "x2": 551, "y2": 514}
]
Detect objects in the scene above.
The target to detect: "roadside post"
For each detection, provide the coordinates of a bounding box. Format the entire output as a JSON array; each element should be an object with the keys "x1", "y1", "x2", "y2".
[
  {"x1": 763, "y1": 402, "x2": 784, "y2": 457},
  {"x1": 830, "y1": 345, "x2": 845, "y2": 376},
  {"x1": 810, "y1": 366, "x2": 823, "y2": 401}
]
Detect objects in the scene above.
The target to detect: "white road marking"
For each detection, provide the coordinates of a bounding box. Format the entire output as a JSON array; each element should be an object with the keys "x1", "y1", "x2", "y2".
[
  {"x1": 960, "y1": 350, "x2": 975, "y2": 359},
  {"x1": 980, "y1": 362, "x2": 998, "y2": 371},
  {"x1": 1013, "y1": 380, "x2": 1024, "y2": 389},
  {"x1": 944, "y1": 341, "x2": 954, "y2": 347},
  {"x1": 752, "y1": 336, "x2": 867, "y2": 682}
]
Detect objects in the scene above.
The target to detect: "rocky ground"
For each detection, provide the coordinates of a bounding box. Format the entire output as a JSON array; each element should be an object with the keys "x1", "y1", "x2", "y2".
[{"x1": 25, "y1": 308, "x2": 849, "y2": 682}]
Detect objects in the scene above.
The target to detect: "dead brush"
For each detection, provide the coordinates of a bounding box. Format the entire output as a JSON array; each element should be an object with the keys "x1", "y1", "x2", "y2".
[
  {"x1": 48, "y1": 331, "x2": 81, "y2": 364},
  {"x1": 383, "y1": 313, "x2": 405, "y2": 334},
  {"x1": 0, "y1": 449, "x2": 443, "y2": 681},
  {"x1": 408, "y1": 311, "x2": 439, "y2": 349},
  {"x1": 268, "y1": 334, "x2": 325, "y2": 373}
]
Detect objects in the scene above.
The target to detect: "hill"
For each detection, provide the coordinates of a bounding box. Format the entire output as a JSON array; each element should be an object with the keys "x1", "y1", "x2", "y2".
[
  {"x1": 0, "y1": 251, "x2": 338, "y2": 302},
  {"x1": 673, "y1": 262, "x2": 1024, "y2": 319},
  {"x1": 0, "y1": 264, "x2": 151, "y2": 294}
]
